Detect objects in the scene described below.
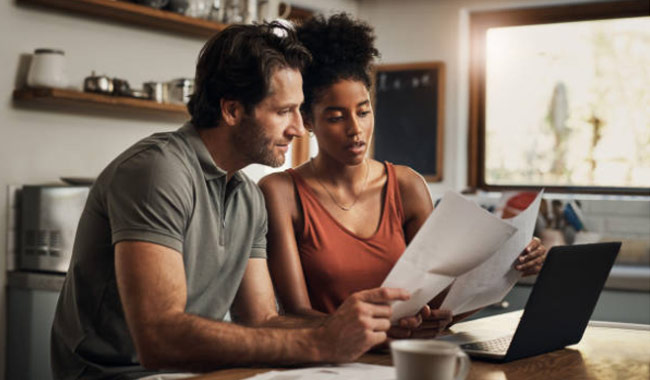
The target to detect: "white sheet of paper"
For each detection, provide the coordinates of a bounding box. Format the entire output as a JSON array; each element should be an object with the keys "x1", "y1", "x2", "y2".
[
  {"x1": 381, "y1": 191, "x2": 517, "y2": 322},
  {"x1": 243, "y1": 363, "x2": 395, "y2": 380},
  {"x1": 382, "y1": 259, "x2": 455, "y2": 321},
  {"x1": 440, "y1": 191, "x2": 543, "y2": 315}
]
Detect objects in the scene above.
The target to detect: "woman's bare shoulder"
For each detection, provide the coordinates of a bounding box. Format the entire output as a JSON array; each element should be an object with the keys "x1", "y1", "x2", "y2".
[
  {"x1": 392, "y1": 164, "x2": 427, "y2": 192},
  {"x1": 259, "y1": 171, "x2": 294, "y2": 194}
]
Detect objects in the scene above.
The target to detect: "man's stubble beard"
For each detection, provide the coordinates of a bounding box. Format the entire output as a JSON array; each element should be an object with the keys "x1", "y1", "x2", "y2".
[{"x1": 232, "y1": 115, "x2": 286, "y2": 168}]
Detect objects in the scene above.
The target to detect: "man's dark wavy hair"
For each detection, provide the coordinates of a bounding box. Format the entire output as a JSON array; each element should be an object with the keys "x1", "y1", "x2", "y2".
[
  {"x1": 296, "y1": 13, "x2": 379, "y2": 119},
  {"x1": 188, "y1": 22, "x2": 311, "y2": 129}
]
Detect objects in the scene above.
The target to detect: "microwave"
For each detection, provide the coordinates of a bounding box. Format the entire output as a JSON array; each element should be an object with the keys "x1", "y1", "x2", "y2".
[{"x1": 18, "y1": 185, "x2": 90, "y2": 273}]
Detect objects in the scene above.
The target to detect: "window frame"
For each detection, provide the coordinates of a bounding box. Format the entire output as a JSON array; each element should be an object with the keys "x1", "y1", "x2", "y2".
[{"x1": 467, "y1": 0, "x2": 650, "y2": 195}]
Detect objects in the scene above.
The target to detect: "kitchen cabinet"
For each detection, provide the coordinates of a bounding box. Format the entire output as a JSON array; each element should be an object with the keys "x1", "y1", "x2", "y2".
[
  {"x1": 7, "y1": 272, "x2": 65, "y2": 380},
  {"x1": 17, "y1": 0, "x2": 227, "y2": 38}
]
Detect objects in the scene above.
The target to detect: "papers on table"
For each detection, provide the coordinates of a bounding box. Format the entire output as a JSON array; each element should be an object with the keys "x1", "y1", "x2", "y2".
[
  {"x1": 243, "y1": 363, "x2": 395, "y2": 380},
  {"x1": 440, "y1": 191, "x2": 543, "y2": 315},
  {"x1": 381, "y1": 191, "x2": 517, "y2": 322}
]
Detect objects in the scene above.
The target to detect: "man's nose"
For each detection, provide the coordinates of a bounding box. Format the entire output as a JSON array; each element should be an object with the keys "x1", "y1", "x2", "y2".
[{"x1": 286, "y1": 109, "x2": 305, "y2": 138}]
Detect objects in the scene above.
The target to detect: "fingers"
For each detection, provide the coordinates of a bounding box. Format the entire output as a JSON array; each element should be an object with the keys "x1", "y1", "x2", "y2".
[
  {"x1": 368, "y1": 316, "x2": 392, "y2": 332},
  {"x1": 419, "y1": 309, "x2": 452, "y2": 331},
  {"x1": 417, "y1": 304, "x2": 432, "y2": 319},
  {"x1": 356, "y1": 287, "x2": 410, "y2": 304},
  {"x1": 345, "y1": 288, "x2": 406, "y2": 319},
  {"x1": 410, "y1": 328, "x2": 445, "y2": 339},
  {"x1": 391, "y1": 308, "x2": 453, "y2": 340},
  {"x1": 367, "y1": 331, "x2": 388, "y2": 348},
  {"x1": 427, "y1": 308, "x2": 453, "y2": 321},
  {"x1": 388, "y1": 326, "x2": 412, "y2": 339},
  {"x1": 526, "y1": 236, "x2": 542, "y2": 251},
  {"x1": 516, "y1": 238, "x2": 547, "y2": 274},
  {"x1": 398, "y1": 314, "x2": 422, "y2": 329},
  {"x1": 397, "y1": 321, "x2": 446, "y2": 339},
  {"x1": 323, "y1": 289, "x2": 409, "y2": 362}
]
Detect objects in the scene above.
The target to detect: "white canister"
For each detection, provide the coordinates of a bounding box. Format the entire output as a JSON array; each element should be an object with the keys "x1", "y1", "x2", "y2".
[{"x1": 26, "y1": 48, "x2": 68, "y2": 89}]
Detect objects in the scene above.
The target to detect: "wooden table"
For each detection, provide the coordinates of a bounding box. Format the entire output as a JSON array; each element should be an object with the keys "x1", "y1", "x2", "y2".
[{"x1": 189, "y1": 311, "x2": 650, "y2": 380}]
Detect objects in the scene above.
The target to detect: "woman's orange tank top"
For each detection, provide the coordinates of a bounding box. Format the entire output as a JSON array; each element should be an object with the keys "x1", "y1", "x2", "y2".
[{"x1": 287, "y1": 162, "x2": 407, "y2": 314}]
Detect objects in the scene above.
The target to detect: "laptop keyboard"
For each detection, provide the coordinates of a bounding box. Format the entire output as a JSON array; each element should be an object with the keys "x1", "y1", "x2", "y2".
[{"x1": 461, "y1": 335, "x2": 513, "y2": 353}]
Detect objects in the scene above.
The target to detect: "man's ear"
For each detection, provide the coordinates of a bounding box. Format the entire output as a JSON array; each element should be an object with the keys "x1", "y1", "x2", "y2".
[{"x1": 220, "y1": 99, "x2": 244, "y2": 126}]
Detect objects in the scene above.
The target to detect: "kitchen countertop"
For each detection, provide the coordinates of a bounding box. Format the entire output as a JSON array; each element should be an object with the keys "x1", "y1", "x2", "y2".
[{"x1": 518, "y1": 265, "x2": 650, "y2": 292}]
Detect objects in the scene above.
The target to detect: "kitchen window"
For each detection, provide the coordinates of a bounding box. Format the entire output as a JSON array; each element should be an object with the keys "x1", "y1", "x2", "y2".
[{"x1": 468, "y1": 0, "x2": 650, "y2": 195}]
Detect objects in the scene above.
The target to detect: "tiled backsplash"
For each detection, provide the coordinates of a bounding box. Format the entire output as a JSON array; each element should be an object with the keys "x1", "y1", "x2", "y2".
[{"x1": 580, "y1": 198, "x2": 650, "y2": 266}]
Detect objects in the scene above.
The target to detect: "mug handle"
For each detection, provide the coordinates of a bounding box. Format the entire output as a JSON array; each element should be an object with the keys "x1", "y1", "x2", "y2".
[
  {"x1": 454, "y1": 350, "x2": 471, "y2": 380},
  {"x1": 278, "y1": 1, "x2": 291, "y2": 19}
]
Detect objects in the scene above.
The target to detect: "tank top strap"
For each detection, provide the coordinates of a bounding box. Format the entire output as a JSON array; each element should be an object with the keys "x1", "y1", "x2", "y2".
[
  {"x1": 383, "y1": 162, "x2": 405, "y2": 224},
  {"x1": 286, "y1": 168, "x2": 313, "y2": 202},
  {"x1": 285, "y1": 168, "x2": 320, "y2": 237}
]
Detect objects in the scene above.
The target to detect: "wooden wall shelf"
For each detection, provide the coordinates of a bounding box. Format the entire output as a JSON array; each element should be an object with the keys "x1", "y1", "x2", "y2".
[
  {"x1": 13, "y1": 87, "x2": 189, "y2": 119},
  {"x1": 18, "y1": 0, "x2": 227, "y2": 38}
]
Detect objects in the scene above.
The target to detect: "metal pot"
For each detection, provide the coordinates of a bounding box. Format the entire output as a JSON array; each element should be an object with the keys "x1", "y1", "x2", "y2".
[
  {"x1": 168, "y1": 78, "x2": 194, "y2": 104},
  {"x1": 83, "y1": 72, "x2": 113, "y2": 94},
  {"x1": 143, "y1": 81, "x2": 168, "y2": 103},
  {"x1": 112, "y1": 78, "x2": 132, "y2": 97}
]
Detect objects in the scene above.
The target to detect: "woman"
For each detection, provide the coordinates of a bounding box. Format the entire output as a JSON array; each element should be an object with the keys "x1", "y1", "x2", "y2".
[{"x1": 259, "y1": 14, "x2": 546, "y2": 338}]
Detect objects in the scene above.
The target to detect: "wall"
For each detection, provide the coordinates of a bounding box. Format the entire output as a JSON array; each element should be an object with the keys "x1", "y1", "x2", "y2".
[{"x1": 0, "y1": 1, "x2": 358, "y2": 378}]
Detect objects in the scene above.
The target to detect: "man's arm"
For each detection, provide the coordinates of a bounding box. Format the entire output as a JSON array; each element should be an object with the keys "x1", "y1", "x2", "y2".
[{"x1": 115, "y1": 241, "x2": 408, "y2": 372}]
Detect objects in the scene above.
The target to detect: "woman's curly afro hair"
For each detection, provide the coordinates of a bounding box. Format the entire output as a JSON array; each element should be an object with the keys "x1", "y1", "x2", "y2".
[{"x1": 296, "y1": 13, "x2": 379, "y2": 118}]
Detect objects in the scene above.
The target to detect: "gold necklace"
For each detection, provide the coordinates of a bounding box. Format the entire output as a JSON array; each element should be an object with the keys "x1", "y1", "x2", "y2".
[{"x1": 310, "y1": 158, "x2": 370, "y2": 212}]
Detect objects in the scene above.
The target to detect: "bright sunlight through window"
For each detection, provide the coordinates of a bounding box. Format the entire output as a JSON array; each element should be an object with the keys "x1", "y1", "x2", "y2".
[{"x1": 484, "y1": 17, "x2": 650, "y2": 189}]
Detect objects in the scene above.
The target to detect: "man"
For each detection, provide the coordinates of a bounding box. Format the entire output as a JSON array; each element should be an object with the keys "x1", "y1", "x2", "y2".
[{"x1": 51, "y1": 22, "x2": 410, "y2": 379}]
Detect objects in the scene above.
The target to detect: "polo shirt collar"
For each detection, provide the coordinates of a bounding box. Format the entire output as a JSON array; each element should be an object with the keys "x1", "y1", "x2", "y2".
[{"x1": 179, "y1": 123, "x2": 244, "y2": 184}]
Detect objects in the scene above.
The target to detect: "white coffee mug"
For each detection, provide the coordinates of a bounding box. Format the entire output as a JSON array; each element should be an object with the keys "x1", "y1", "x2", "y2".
[
  {"x1": 391, "y1": 340, "x2": 470, "y2": 380},
  {"x1": 257, "y1": 0, "x2": 291, "y2": 22}
]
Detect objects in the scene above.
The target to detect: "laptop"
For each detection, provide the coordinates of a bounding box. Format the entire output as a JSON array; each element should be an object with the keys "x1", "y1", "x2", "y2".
[{"x1": 440, "y1": 242, "x2": 621, "y2": 362}]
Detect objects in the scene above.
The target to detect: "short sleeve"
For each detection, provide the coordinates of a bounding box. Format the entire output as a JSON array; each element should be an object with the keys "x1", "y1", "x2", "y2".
[
  {"x1": 107, "y1": 147, "x2": 193, "y2": 253},
  {"x1": 249, "y1": 186, "x2": 267, "y2": 259}
]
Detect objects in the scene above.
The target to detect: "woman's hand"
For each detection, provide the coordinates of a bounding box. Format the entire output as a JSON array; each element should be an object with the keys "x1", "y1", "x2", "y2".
[
  {"x1": 515, "y1": 237, "x2": 547, "y2": 276},
  {"x1": 387, "y1": 305, "x2": 453, "y2": 339}
]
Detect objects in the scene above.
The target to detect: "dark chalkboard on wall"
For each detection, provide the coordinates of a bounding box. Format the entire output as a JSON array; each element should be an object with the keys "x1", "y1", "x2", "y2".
[{"x1": 373, "y1": 62, "x2": 445, "y2": 182}]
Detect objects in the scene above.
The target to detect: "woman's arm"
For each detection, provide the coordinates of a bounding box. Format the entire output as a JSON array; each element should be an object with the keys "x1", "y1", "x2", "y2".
[
  {"x1": 394, "y1": 165, "x2": 434, "y2": 243},
  {"x1": 259, "y1": 172, "x2": 326, "y2": 318}
]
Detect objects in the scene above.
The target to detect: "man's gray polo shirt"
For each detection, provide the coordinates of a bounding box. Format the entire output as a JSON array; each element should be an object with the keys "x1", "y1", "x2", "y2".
[{"x1": 51, "y1": 123, "x2": 267, "y2": 380}]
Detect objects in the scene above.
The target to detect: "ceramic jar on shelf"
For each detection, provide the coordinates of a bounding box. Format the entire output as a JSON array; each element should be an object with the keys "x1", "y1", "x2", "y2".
[{"x1": 26, "y1": 48, "x2": 68, "y2": 89}]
